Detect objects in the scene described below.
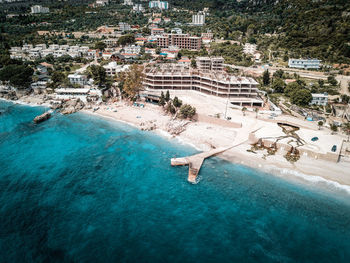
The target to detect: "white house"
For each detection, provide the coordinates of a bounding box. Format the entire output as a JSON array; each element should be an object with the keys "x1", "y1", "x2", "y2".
[
  {"x1": 243, "y1": 43, "x2": 257, "y2": 55},
  {"x1": 68, "y1": 74, "x2": 88, "y2": 86},
  {"x1": 31, "y1": 5, "x2": 49, "y2": 14},
  {"x1": 103, "y1": 62, "x2": 130, "y2": 76},
  {"x1": 192, "y1": 11, "x2": 205, "y2": 26},
  {"x1": 149, "y1": 1, "x2": 168, "y2": 10},
  {"x1": 288, "y1": 59, "x2": 321, "y2": 70},
  {"x1": 310, "y1": 93, "x2": 328, "y2": 106}
]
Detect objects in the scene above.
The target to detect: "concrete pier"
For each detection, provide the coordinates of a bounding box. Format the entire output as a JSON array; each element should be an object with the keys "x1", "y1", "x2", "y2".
[
  {"x1": 171, "y1": 127, "x2": 261, "y2": 183},
  {"x1": 171, "y1": 144, "x2": 244, "y2": 183}
]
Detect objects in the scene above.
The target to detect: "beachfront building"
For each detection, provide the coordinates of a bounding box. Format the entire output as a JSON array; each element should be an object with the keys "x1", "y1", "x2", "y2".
[
  {"x1": 68, "y1": 74, "x2": 88, "y2": 86},
  {"x1": 288, "y1": 59, "x2": 321, "y2": 69},
  {"x1": 31, "y1": 5, "x2": 49, "y2": 14},
  {"x1": 149, "y1": 1, "x2": 169, "y2": 10},
  {"x1": 157, "y1": 34, "x2": 201, "y2": 50},
  {"x1": 196, "y1": 57, "x2": 224, "y2": 71},
  {"x1": 310, "y1": 93, "x2": 328, "y2": 106},
  {"x1": 55, "y1": 88, "x2": 101, "y2": 102},
  {"x1": 143, "y1": 64, "x2": 263, "y2": 107},
  {"x1": 192, "y1": 11, "x2": 205, "y2": 26}
]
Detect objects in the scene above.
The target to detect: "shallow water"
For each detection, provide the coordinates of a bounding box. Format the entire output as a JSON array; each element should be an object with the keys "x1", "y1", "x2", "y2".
[{"x1": 1, "y1": 100, "x2": 350, "y2": 263}]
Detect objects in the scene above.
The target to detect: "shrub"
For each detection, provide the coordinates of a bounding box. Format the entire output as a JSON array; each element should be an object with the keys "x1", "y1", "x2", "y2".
[{"x1": 179, "y1": 104, "x2": 196, "y2": 119}]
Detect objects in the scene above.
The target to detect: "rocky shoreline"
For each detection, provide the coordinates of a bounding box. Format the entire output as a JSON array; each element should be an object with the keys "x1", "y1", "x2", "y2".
[{"x1": 0, "y1": 88, "x2": 85, "y2": 115}]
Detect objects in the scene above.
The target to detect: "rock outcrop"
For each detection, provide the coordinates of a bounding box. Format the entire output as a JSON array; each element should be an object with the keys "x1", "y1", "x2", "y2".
[
  {"x1": 33, "y1": 112, "x2": 51, "y2": 124},
  {"x1": 50, "y1": 99, "x2": 85, "y2": 115},
  {"x1": 165, "y1": 120, "x2": 190, "y2": 135}
]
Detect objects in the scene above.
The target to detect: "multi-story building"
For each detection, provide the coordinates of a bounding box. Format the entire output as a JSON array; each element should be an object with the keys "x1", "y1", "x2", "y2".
[
  {"x1": 310, "y1": 93, "x2": 328, "y2": 106},
  {"x1": 103, "y1": 62, "x2": 130, "y2": 77},
  {"x1": 149, "y1": 1, "x2": 169, "y2": 10},
  {"x1": 157, "y1": 34, "x2": 201, "y2": 50},
  {"x1": 196, "y1": 57, "x2": 224, "y2": 71},
  {"x1": 31, "y1": 5, "x2": 49, "y2": 14},
  {"x1": 288, "y1": 59, "x2": 321, "y2": 69},
  {"x1": 123, "y1": 45, "x2": 141, "y2": 54},
  {"x1": 103, "y1": 38, "x2": 119, "y2": 48},
  {"x1": 68, "y1": 74, "x2": 88, "y2": 86},
  {"x1": 151, "y1": 28, "x2": 164, "y2": 36},
  {"x1": 192, "y1": 11, "x2": 205, "y2": 26},
  {"x1": 119, "y1": 22, "x2": 131, "y2": 32},
  {"x1": 143, "y1": 64, "x2": 263, "y2": 107},
  {"x1": 243, "y1": 43, "x2": 257, "y2": 55}
]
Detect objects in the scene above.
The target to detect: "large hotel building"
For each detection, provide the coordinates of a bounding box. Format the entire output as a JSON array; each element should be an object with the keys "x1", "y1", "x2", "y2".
[
  {"x1": 143, "y1": 57, "x2": 263, "y2": 107},
  {"x1": 157, "y1": 34, "x2": 202, "y2": 51}
]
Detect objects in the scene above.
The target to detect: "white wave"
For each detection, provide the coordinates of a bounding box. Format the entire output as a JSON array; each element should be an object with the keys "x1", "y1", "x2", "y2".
[{"x1": 266, "y1": 166, "x2": 350, "y2": 195}]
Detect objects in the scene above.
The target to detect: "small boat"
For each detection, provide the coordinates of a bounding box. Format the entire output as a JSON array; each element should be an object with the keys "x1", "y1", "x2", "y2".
[{"x1": 93, "y1": 107, "x2": 100, "y2": 112}]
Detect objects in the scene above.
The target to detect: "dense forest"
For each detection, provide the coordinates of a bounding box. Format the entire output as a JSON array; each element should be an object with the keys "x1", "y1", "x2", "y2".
[{"x1": 169, "y1": 0, "x2": 350, "y2": 63}]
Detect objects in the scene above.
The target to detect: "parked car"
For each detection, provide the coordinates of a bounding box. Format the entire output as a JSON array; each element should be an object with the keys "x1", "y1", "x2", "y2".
[{"x1": 331, "y1": 145, "x2": 337, "y2": 152}]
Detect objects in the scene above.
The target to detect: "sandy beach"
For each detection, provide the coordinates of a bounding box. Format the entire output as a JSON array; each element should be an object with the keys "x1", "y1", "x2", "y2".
[
  {"x1": 3, "y1": 96, "x2": 350, "y2": 193},
  {"x1": 81, "y1": 99, "x2": 350, "y2": 193}
]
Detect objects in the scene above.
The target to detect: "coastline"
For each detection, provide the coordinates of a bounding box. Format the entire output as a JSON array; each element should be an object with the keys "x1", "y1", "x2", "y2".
[
  {"x1": 2, "y1": 97, "x2": 350, "y2": 195},
  {"x1": 81, "y1": 103, "x2": 350, "y2": 195}
]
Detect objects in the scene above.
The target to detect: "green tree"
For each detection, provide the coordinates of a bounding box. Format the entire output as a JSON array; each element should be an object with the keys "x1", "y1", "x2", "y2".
[
  {"x1": 117, "y1": 34, "x2": 135, "y2": 46},
  {"x1": 191, "y1": 59, "x2": 197, "y2": 69},
  {"x1": 290, "y1": 89, "x2": 312, "y2": 106},
  {"x1": 173, "y1": 96, "x2": 182, "y2": 108},
  {"x1": 327, "y1": 75, "x2": 337, "y2": 86},
  {"x1": 330, "y1": 123, "x2": 338, "y2": 134},
  {"x1": 165, "y1": 90, "x2": 170, "y2": 102},
  {"x1": 50, "y1": 71, "x2": 66, "y2": 88},
  {"x1": 158, "y1": 91, "x2": 165, "y2": 106},
  {"x1": 285, "y1": 82, "x2": 303, "y2": 97},
  {"x1": 242, "y1": 106, "x2": 247, "y2": 116},
  {"x1": 271, "y1": 78, "x2": 286, "y2": 93},
  {"x1": 273, "y1": 69, "x2": 284, "y2": 79},
  {"x1": 0, "y1": 64, "x2": 33, "y2": 88},
  {"x1": 179, "y1": 104, "x2": 196, "y2": 119},
  {"x1": 117, "y1": 64, "x2": 144, "y2": 99},
  {"x1": 88, "y1": 65, "x2": 108, "y2": 87},
  {"x1": 318, "y1": 121, "x2": 323, "y2": 130},
  {"x1": 94, "y1": 41, "x2": 107, "y2": 51},
  {"x1": 262, "y1": 70, "x2": 270, "y2": 86}
]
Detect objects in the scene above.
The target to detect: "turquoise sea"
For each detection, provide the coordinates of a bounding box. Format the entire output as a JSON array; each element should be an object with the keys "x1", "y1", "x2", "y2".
[{"x1": 0, "y1": 100, "x2": 350, "y2": 263}]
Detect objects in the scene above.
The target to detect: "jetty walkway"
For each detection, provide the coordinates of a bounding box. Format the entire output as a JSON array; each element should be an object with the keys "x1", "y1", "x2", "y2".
[
  {"x1": 171, "y1": 127, "x2": 261, "y2": 183},
  {"x1": 171, "y1": 139, "x2": 249, "y2": 183}
]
